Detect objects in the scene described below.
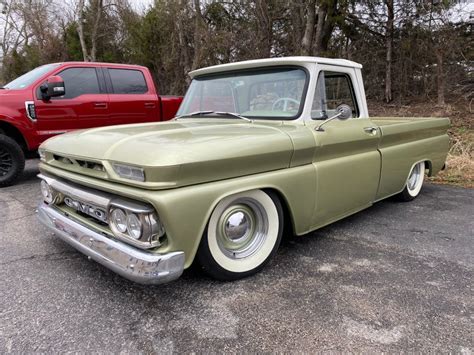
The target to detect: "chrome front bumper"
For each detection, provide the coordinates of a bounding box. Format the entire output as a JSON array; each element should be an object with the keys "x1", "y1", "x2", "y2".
[{"x1": 37, "y1": 203, "x2": 185, "y2": 285}]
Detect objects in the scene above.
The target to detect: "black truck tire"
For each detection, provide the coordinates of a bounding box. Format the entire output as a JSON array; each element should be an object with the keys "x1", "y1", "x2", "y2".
[{"x1": 0, "y1": 134, "x2": 25, "y2": 187}]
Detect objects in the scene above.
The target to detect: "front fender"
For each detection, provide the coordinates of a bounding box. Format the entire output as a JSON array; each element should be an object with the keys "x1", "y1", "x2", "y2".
[{"x1": 39, "y1": 163, "x2": 317, "y2": 268}]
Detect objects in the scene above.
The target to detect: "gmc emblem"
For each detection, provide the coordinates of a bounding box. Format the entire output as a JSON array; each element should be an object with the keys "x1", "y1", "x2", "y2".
[{"x1": 64, "y1": 196, "x2": 107, "y2": 223}]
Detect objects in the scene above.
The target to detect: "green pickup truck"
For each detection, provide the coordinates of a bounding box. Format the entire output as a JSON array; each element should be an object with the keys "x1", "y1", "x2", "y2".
[{"x1": 37, "y1": 57, "x2": 450, "y2": 284}]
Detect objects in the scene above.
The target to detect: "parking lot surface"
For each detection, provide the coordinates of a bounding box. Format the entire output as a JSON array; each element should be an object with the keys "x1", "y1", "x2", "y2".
[{"x1": 0, "y1": 160, "x2": 473, "y2": 353}]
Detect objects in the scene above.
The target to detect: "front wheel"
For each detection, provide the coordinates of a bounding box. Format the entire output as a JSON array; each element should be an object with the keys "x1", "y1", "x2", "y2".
[
  {"x1": 197, "y1": 189, "x2": 284, "y2": 281},
  {"x1": 0, "y1": 135, "x2": 25, "y2": 187},
  {"x1": 397, "y1": 161, "x2": 425, "y2": 202}
]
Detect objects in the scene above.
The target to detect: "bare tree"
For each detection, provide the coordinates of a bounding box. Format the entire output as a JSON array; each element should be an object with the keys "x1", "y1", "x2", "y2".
[
  {"x1": 76, "y1": 0, "x2": 89, "y2": 61},
  {"x1": 301, "y1": 0, "x2": 316, "y2": 55},
  {"x1": 384, "y1": 0, "x2": 393, "y2": 103},
  {"x1": 90, "y1": 0, "x2": 104, "y2": 61}
]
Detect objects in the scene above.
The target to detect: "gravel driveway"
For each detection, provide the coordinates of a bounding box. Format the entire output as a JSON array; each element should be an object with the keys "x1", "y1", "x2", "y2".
[{"x1": 0, "y1": 160, "x2": 472, "y2": 352}]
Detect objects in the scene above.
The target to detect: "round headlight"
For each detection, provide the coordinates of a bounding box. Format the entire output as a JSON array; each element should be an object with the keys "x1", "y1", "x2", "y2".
[
  {"x1": 111, "y1": 209, "x2": 127, "y2": 233},
  {"x1": 40, "y1": 180, "x2": 54, "y2": 203},
  {"x1": 127, "y1": 213, "x2": 142, "y2": 239}
]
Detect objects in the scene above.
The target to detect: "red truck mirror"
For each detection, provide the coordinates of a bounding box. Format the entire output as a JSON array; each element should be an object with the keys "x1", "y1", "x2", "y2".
[{"x1": 40, "y1": 75, "x2": 65, "y2": 100}]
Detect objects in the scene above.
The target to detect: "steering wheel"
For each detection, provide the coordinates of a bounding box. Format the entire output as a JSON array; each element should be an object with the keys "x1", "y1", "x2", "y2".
[{"x1": 272, "y1": 97, "x2": 300, "y2": 111}]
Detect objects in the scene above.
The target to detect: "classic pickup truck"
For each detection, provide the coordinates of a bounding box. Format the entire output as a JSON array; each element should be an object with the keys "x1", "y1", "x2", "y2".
[
  {"x1": 36, "y1": 57, "x2": 449, "y2": 284},
  {"x1": 0, "y1": 62, "x2": 182, "y2": 187}
]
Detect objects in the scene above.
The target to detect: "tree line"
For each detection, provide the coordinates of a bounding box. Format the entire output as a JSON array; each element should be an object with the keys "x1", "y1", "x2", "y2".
[{"x1": 0, "y1": 0, "x2": 472, "y2": 107}]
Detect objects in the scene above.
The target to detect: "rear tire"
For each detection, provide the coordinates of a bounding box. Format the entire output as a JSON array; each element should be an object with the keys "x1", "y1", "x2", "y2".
[
  {"x1": 0, "y1": 135, "x2": 25, "y2": 187},
  {"x1": 197, "y1": 189, "x2": 284, "y2": 281},
  {"x1": 397, "y1": 161, "x2": 425, "y2": 202}
]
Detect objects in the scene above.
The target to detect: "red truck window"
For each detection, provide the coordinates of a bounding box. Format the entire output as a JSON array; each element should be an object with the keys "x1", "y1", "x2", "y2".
[
  {"x1": 108, "y1": 69, "x2": 148, "y2": 94},
  {"x1": 51, "y1": 68, "x2": 101, "y2": 99}
]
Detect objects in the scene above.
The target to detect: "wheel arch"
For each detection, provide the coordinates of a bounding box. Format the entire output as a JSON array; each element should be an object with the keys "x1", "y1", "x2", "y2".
[
  {"x1": 262, "y1": 187, "x2": 296, "y2": 238},
  {"x1": 424, "y1": 159, "x2": 433, "y2": 177},
  {"x1": 0, "y1": 120, "x2": 28, "y2": 152}
]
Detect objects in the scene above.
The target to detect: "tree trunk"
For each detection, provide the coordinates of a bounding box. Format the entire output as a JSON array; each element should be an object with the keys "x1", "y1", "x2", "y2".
[
  {"x1": 384, "y1": 0, "x2": 393, "y2": 103},
  {"x1": 435, "y1": 48, "x2": 445, "y2": 106},
  {"x1": 255, "y1": 0, "x2": 272, "y2": 57},
  {"x1": 301, "y1": 0, "x2": 316, "y2": 56},
  {"x1": 320, "y1": 0, "x2": 339, "y2": 53},
  {"x1": 90, "y1": 0, "x2": 103, "y2": 62},
  {"x1": 76, "y1": 0, "x2": 89, "y2": 61},
  {"x1": 313, "y1": 3, "x2": 328, "y2": 55},
  {"x1": 191, "y1": 0, "x2": 205, "y2": 70},
  {"x1": 177, "y1": 0, "x2": 191, "y2": 81}
]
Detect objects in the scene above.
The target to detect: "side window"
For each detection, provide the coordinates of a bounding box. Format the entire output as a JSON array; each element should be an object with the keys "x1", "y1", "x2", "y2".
[
  {"x1": 311, "y1": 71, "x2": 359, "y2": 119},
  {"x1": 52, "y1": 68, "x2": 101, "y2": 99},
  {"x1": 108, "y1": 69, "x2": 148, "y2": 94}
]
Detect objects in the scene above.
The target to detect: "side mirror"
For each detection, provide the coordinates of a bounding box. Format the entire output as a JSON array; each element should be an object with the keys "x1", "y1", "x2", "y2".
[
  {"x1": 335, "y1": 104, "x2": 352, "y2": 120},
  {"x1": 41, "y1": 75, "x2": 65, "y2": 100},
  {"x1": 315, "y1": 104, "x2": 353, "y2": 132}
]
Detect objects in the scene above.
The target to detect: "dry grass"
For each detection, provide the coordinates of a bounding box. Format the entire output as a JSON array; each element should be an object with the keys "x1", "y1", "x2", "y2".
[{"x1": 429, "y1": 129, "x2": 474, "y2": 188}]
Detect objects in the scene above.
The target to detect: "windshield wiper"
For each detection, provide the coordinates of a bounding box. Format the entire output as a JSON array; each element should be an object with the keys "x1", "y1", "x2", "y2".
[
  {"x1": 175, "y1": 110, "x2": 251, "y2": 122},
  {"x1": 173, "y1": 110, "x2": 214, "y2": 119},
  {"x1": 215, "y1": 111, "x2": 252, "y2": 122}
]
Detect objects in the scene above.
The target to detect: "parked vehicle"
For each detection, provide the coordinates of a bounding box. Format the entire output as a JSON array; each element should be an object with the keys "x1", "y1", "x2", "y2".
[
  {"x1": 36, "y1": 57, "x2": 449, "y2": 284},
  {"x1": 0, "y1": 62, "x2": 182, "y2": 186}
]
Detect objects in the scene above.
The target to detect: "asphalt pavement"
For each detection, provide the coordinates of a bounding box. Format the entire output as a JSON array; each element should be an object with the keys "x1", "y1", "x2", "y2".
[{"x1": 0, "y1": 160, "x2": 472, "y2": 353}]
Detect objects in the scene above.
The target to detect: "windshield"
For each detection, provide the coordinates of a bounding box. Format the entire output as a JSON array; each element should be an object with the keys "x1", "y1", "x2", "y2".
[
  {"x1": 3, "y1": 64, "x2": 60, "y2": 90},
  {"x1": 177, "y1": 67, "x2": 308, "y2": 120}
]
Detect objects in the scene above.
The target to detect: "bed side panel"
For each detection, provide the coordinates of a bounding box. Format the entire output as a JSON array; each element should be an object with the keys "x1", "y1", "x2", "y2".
[{"x1": 374, "y1": 117, "x2": 450, "y2": 200}]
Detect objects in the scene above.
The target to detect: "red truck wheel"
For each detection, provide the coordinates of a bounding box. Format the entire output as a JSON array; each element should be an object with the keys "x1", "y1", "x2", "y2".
[{"x1": 0, "y1": 135, "x2": 25, "y2": 187}]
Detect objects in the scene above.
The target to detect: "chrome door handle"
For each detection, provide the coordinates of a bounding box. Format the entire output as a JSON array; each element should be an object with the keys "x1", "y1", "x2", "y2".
[
  {"x1": 94, "y1": 102, "x2": 107, "y2": 109},
  {"x1": 364, "y1": 127, "x2": 378, "y2": 135}
]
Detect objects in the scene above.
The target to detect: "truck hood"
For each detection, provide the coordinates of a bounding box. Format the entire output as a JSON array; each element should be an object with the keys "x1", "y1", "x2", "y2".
[{"x1": 41, "y1": 119, "x2": 297, "y2": 189}]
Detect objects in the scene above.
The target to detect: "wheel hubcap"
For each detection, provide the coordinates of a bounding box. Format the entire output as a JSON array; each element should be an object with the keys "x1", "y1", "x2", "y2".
[
  {"x1": 0, "y1": 147, "x2": 13, "y2": 177},
  {"x1": 408, "y1": 163, "x2": 422, "y2": 191},
  {"x1": 216, "y1": 199, "x2": 268, "y2": 259},
  {"x1": 224, "y1": 211, "x2": 251, "y2": 242}
]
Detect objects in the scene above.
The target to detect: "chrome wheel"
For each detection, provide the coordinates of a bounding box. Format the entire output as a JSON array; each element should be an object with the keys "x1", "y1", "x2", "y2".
[
  {"x1": 216, "y1": 199, "x2": 269, "y2": 259},
  {"x1": 406, "y1": 161, "x2": 425, "y2": 197},
  {"x1": 198, "y1": 189, "x2": 283, "y2": 279},
  {"x1": 407, "y1": 163, "x2": 422, "y2": 191}
]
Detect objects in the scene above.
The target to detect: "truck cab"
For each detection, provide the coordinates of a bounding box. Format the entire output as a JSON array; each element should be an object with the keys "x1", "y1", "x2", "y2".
[{"x1": 0, "y1": 62, "x2": 182, "y2": 186}]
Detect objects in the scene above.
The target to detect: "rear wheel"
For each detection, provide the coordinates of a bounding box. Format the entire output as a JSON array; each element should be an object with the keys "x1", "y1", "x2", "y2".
[
  {"x1": 0, "y1": 135, "x2": 25, "y2": 187},
  {"x1": 197, "y1": 189, "x2": 283, "y2": 281},
  {"x1": 397, "y1": 161, "x2": 425, "y2": 202}
]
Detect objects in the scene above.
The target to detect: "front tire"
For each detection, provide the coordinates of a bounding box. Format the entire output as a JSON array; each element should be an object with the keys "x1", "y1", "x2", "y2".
[
  {"x1": 0, "y1": 135, "x2": 25, "y2": 187},
  {"x1": 397, "y1": 161, "x2": 425, "y2": 202},
  {"x1": 197, "y1": 189, "x2": 284, "y2": 281}
]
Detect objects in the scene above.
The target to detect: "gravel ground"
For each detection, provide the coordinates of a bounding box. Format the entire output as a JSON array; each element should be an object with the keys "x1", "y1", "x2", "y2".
[{"x1": 0, "y1": 160, "x2": 472, "y2": 353}]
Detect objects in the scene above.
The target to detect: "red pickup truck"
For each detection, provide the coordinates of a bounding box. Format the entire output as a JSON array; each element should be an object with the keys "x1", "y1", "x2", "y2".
[{"x1": 0, "y1": 62, "x2": 182, "y2": 186}]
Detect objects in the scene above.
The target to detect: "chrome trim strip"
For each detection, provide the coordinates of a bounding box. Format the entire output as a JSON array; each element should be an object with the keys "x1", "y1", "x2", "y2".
[
  {"x1": 25, "y1": 101, "x2": 36, "y2": 122},
  {"x1": 37, "y1": 203, "x2": 184, "y2": 285},
  {"x1": 39, "y1": 173, "x2": 111, "y2": 209},
  {"x1": 38, "y1": 173, "x2": 154, "y2": 213}
]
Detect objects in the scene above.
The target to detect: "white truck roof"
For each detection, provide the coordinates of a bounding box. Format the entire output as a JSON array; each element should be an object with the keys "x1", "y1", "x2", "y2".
[{"x1": 189, "y1": 56, "x2": 362, "y2": 78}]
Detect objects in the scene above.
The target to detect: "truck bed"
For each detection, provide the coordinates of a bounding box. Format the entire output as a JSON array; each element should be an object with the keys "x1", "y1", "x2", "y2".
[{"x1": 372, "y1": 116, "x2": 450, "y2": 200}]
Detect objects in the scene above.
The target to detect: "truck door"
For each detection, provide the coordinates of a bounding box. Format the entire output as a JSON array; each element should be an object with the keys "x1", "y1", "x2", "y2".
[
  {"x1": 34, "y1": 67, "x2": 109, "y2": 140},
  {"x1": 307, "y1": 67, "x2": 381, "y2": 228},
  {"x1": 104, "y1": 68, "x2": 159, "y2": 125}
]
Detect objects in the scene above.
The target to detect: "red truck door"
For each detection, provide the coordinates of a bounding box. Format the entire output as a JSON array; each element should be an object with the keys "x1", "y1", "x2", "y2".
[
  {"x1": 34, "y1": 67, "x2": 109, "y2": 140},
  {"x1": 104, "y1": 68, "x2": 160, "y2": 124}
]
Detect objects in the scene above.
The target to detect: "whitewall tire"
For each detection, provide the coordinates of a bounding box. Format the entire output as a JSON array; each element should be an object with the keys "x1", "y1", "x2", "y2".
[
  {"x1": 197, "y1": 189, "x2": 284, "y2": 280},
  {"x1": 398, "y1": 161, "x2": 425, "y2": 201}
]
